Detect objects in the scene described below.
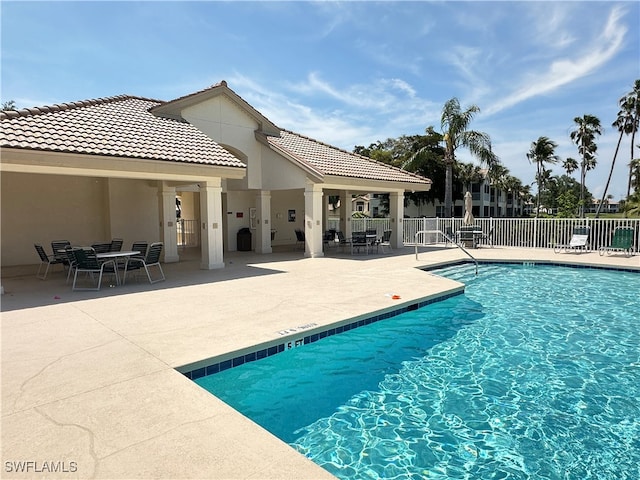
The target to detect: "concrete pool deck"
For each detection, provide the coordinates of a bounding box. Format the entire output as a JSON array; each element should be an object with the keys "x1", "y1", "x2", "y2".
[{"x1": 2, "y1": 245, "x2": 638, "y2": 479}]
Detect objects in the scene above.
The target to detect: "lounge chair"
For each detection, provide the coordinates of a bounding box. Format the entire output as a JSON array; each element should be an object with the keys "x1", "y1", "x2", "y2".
[
  {"x1": 599, "y1": 227, "x2": 634, "y2": 257},
  {"x1": 554, "y1": 226, "x2": 590, "y2": 254}
]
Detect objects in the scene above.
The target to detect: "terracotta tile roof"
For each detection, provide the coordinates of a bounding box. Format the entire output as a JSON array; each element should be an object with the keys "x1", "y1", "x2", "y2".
[
  {"x1": 265, "y1": 130, "x2": 432, "y2": 185},
  {"x1": 0, "y1": 96, "x2": 246, "y2": 168}
]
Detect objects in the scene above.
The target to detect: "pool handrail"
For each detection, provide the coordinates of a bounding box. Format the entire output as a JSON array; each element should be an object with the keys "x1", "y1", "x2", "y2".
[{"x1": 414, "y1": 229, "x2": 478, "y2": 275}]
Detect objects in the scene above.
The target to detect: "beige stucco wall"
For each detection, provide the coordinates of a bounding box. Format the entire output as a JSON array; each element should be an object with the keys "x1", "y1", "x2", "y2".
[
  {"x1": 1, "y1": 173, "x2": 161, "y2": 267},
  {"x1": 260, "y1": 146, "x2": 308, "y2": 190},
  {"x1": 270, "y1": 189, "x2": 305, "y2": 246},
  {"x1": 182, "y1": 97, "x2": 262, "y2": 190}
]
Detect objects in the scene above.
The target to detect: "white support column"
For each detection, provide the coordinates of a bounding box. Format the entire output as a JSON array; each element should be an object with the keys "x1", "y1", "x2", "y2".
[
  {"x1": 389, "y1": 191, "x2": 405, "y2": 248},
  {"x1": 304, "y1": 183, "x2": 324, "y2": 258},
  {"x1": 199, "y1": 180, "x2": 225, "y2": 270},
  {"x1": 339, "y1": 190, "x2": 352, "y2": 238},
  {"x1": 255, "y1": 191, "x2": 272, "y2": 254},
  {"x1": 159, "y1": 182, "x2": 179, "y2": 263}
]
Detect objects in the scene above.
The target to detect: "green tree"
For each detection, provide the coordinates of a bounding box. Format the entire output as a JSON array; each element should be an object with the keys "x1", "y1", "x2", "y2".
[
  {"x1": 629, "y1": 156, "x2": 640, "y2": 193},
  {"x1": 556, "y1": 190, "x2": 580, "y2": 218},
  {"x1": 621, "y1": 80, "x2": 640, "y2": 202},
  {"x1": 1, "y1": 100, "x2": 16, "y2": 111},
  {"x1": 570, "y1": 114, "x2": 603, "y2": 218},
  {"x1": 562, "y1": 157, "x2": 579, "y2": 175},
  {"x1": 526, "y1": 136, "x2": 560, "y2": 217},
  {"x1": 597, "y1": 79, "x2": 640, "y2": 217},
  {"x1": 457, "y1": 162, "x2": 484, "y2": 194},
  {"x1": 546, "y1": 175, "x2": 591, "y2": 216},
  {"x1": 410, "y1": 98, "x2": 497, "y2": 217},
  {"x1": 488, "y1": 163, "x2": 509, "y2": 217}
]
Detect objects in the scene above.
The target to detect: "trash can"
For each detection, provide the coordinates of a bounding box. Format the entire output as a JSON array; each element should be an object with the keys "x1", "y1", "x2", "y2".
[{"x1": 237, "y1": 228, "x2": 252, "y2": 251}]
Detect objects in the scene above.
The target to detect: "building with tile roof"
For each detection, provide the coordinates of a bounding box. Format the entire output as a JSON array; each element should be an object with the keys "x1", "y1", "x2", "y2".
[{"x1": 1, "y1": 81, "x2": 431, "y2": 267}]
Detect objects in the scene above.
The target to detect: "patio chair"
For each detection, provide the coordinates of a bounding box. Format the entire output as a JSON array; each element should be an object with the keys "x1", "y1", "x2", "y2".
[
  {"x1": 379, "y1": 229, "x2": 392, "y2": 254},
  {"x1": 336, "y1": 231, "x2": 351, "y2": 252},
  {"x1": 458, "y1": 226, "x2": 479, "y2": 248},
  {"x1": 91, "y1": 242, "x2": 111, "y2": 254},
  {"x1": 599, "y1": 227, "x2": 634, "y2": 257},
  {"x1": 443, "y1": 227, "x2": 455, "y2": 246},
  {"x1": 478, "y1": 227, "x2": 494, "y2": 248},
  {"x1": 123, "y1": 242, "x2": 165, "y2": 285},
  {"x1": 72, "y1": 247, "x2": 119, "y2": 291},
  {"x1": 63, "y1": 246, "x2": 79, "y2": 283},
  {"x1": 553, "y1": 226, "x2": 590, "y2": 254},
  {"x1": 34, "y1": 243, "x2": 66, "y2": 280},
  {"x1": 109, "y1": 238, "x2": 123, "y2": 252},
  {"x1": 323, "y1": 229, "x2": 337, "y2": 249},
  {"x1": 351, "y1": 232, "x2": 369, "y2": 255},
  {"x1": 294, "y1": 229, "x2": 305, "y2": 250},
  {"x1": 130, "y1": 241, "x2": 148, "y2": 259},
  {"x1": 50, "y1": 240, "x2": 71, "y2": 266}
]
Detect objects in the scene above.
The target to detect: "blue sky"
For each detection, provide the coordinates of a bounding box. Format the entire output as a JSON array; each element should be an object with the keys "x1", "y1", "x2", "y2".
[{"x1": 2, "y1": 1, "x2": 638, "y2": 202}]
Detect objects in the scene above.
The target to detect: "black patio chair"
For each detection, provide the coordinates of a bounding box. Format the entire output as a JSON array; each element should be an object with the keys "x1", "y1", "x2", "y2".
[
  {"x1": 123, "y1": 242, "x2": 165, "y2": 285},
  {"x1": 91, "y1": 242, "x2": 111, "y2": 254},
  {"x1": 34, "y1": 243, "x2": 66, "y2": 280},
  {"x1": 71, "y1": 247, "x2": 119, "y2": 291},
  {"x1": 294, "y1": 229, "x2": 305, "y2": 250},
  {"x1": 109, "y1": 238, "x2": 123, "y2": 252},
  {"x1": 130, "y1": 241, "x2": 148, "y2": 259}
]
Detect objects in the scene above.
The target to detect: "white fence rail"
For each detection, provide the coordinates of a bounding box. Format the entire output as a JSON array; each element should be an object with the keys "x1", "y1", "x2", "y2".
[
  {"x1": 402, "y1": 217, "x2": 640, "y2": 253},
  {"x1": 177, "y1": 219, "x2": 200, "y2": 247}
]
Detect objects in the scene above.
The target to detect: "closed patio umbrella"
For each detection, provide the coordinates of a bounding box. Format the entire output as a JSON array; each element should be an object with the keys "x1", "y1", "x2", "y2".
[{"x1": 463, "y1": 191, "x2": 474, "y2": 225}]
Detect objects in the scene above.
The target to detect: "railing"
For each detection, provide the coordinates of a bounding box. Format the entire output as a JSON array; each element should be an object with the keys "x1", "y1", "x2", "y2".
[
  {"x1": 177, "y1": 219, "x2": 200, "y2": 247},
  {"x1": 403, "y1": 217, "x2": 640, "y2": 254},
  {"x1": 414, "y1": 229, "x2": 478, "y2": 274}
]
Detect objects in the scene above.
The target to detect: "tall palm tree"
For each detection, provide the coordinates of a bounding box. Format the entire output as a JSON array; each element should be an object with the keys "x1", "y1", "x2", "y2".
[
  {"x1": 503, "y1": 175, "x2": 524, "y2": 216},
  {"x1": 488, "y1": 163, "x2": 509, "y2": 217},
  {"x1": 623, "y1": 80, "x2": 640, "y2": 201},
  {"x1": 597, "y1": 80, "x2": 640, "y2": 217},
  {"x1": 439, "y1": 98, "x2": 498, "y2": 217},
  {"x1": 570, "y1": 115, "x2": 603, "y2": 218},
  {"x1": 527, "y1": 136, "x2": 560, "y2": 217}
]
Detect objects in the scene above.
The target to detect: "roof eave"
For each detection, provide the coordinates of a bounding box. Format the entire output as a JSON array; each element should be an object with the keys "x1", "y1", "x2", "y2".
[{"x1": 0, "y1": 147, "x2": 247, "y2": 181}]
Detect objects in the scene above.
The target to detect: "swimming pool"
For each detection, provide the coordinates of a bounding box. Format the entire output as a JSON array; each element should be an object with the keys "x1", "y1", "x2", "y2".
[{"x1": 194, "y1": 263, "x2": 640, "y2": 479}]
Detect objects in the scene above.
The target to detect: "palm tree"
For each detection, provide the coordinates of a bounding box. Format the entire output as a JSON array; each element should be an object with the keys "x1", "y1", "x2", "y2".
[
  {"x1": 570, "y1": 115, "x2": 603, "y2": 218},
  {"x1": 597, "y1": 80, "x2": 640, "y2": 217},
  {"x1": 438, "y1": 98, "x2": 498, "y2": 217},
  {"x1": 457, "y1": 162, "x2": 484, "y2": 194},
  {"x1": 562, "y1": 157, "x2": 579, "y2": 175},
  {"x1": 503, "y1": 175, "x2": 524, "y2": 216},
  {"x1": 623, "y1": 80, "x2": 640, "y2": 201},
  {"x1": 527, "y1": 136, "x2": 560, "y2": 217},
  {"x1": 629, "y1": 156, "x2": 640, "y2": 193},
  {"x1": 488, "y1": 163, "x2": 509, "y2": 217}
]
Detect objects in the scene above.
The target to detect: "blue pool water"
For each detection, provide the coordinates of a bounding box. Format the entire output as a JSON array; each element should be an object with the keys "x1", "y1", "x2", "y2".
[{"x1": 195, "y1": 263, "x2": 640, "y2": 480}]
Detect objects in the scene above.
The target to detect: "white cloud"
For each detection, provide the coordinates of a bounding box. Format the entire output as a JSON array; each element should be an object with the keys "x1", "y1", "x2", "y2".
[{"x1": 484, "y1": 6, "x2": 628, "y2": 116}]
